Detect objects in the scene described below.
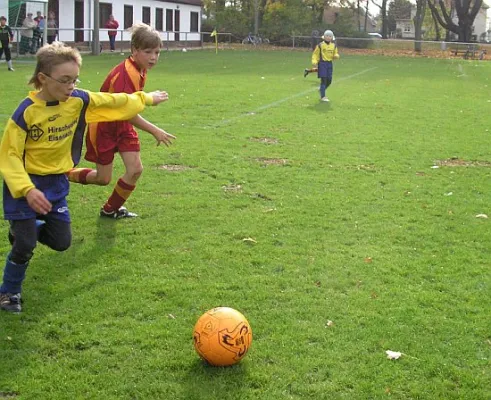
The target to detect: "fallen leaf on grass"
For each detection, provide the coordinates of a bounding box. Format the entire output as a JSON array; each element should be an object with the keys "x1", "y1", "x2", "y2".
[
  {"x1": 325, "y1": 320, "x2": 334, "y2": 327},
  {"x1": 385, "y1": 350, "x2": 419, "y2": 360},
  {"x1": 242, "y1": 237, "x2": 257, "y2": 244},
  {"x1": 386, "y1": 350, "x2": 402, "y2": 360},
  {"x1": 364, "y1": 257, "x2": 373, "y2": 263},
  {"x1": 475, "y1": 214, "x2": 488, "y2": 219}
]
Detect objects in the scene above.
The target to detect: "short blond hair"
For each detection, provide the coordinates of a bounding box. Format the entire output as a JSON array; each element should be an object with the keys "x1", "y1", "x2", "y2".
[
  {"x1": 29, "y1": 42, "x2": 82, "y2": 89},
  {"x1": 130, "y1": 23, "x2": 161, "y2": 50}
]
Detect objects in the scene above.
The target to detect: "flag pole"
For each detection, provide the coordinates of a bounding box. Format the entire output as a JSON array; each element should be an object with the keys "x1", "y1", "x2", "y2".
[{"x1": 211, "y1": 28, "x2": 218, "y2": 54}]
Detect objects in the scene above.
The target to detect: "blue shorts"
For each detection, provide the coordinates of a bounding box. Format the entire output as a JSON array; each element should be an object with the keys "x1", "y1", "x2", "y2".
[
  {"x1": 3, "y1": 174, "x2": 71, "y2": 222},
  {"x1": 317, "y1": 61, "x2": 333, "y2": 79}
]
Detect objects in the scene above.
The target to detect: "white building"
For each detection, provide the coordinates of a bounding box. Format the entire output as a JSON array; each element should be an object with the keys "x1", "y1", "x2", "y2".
[
  {"x1": 396, "y1": 4, "x2": 489, "y2": 41},
  {"x1": 1, "y1": 0, "x2": 202, "y2": 45}
]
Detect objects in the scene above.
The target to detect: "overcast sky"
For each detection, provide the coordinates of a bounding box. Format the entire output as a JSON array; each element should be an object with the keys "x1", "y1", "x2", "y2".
[{"x1": 369, "y1": 0, "x2": 491, "y2": 21}]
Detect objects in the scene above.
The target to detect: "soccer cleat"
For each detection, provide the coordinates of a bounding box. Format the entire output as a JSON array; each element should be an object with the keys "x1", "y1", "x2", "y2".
[
  {"x1": 321, "y1": 97, "x2": 330, "y2": 102},
  {"x1": 0, "y1": 292, "x2": 22, "y2": 313},
  {"x1": 8, "y1": 68, "x2": 14, "y2": 71},
  {"x1": 303, "y1": 68, "x2": 309, "y2": 78},
  {"x1": 100, "y1": 206, "x2": 138, "y2": 219}
]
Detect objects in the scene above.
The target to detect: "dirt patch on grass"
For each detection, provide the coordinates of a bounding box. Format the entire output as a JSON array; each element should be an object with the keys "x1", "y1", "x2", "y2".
[
  {"x1": 158, "y1": 164, "x2": 191, "y2": 172},
  {"x1": 435, "y1": 158, "x2": 491, "y2": 167},
  {"x1": 255, "y1": 157, "x2": 288, "y2": 165},
  {"x1": 222, "y1": 184, "x2": 243, "y2": 192},
  {"x1": 249, "y1": 137, "x2": 279, "y2": 144}
]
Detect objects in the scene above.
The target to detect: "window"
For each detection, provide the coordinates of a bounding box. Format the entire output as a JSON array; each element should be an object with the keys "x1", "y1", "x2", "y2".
[
  {"x1": 166, "y1": 9, "x2": 173, "y2": 31},
  {"x1": 124, "y1": 5, "x2": 133, "y2": 29},
  {"x1": 156, "y1": 8, "x2": 163, "y2": 31},
  {"x1": 190, "y1": 11, "x2": 198, "y2": 32},
  {"x1": 142, "y1": 6, "x2": 151, "y2": 25},
  {"x1": 404, "y1": 24, "x2": 411, "y2": 33},
  {"x1": 99, "y1": 3, "x2": 112, "y2": 28}
]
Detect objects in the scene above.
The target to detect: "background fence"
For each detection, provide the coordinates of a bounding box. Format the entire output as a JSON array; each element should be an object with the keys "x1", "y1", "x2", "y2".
[
  {"x1": 3, "y1": 28, "x2": 233, "y2": 58},
  {"x1": 2, "y1": 28, "x2": 490, "y2": 61}
]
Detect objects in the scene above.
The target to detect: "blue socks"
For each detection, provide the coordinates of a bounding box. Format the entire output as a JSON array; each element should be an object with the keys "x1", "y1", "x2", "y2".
[
  {"x1": 0, "y1": 256, "x2": 29, "y2": 294},
  {"x1": 1, "y1": 220, "x2": 45, "y2": 294}
]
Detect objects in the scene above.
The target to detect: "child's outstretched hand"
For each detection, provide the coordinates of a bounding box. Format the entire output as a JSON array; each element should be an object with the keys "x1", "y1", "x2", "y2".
[
  {"x1": 153, "y1": 128, "x2": 176, "y2": 147},
  {"x1": 150, "y1": 91, "x2": 169, "y2": 105},
  {"x1": 26, "y1": 188, "x2": 52, "y2": 215}
]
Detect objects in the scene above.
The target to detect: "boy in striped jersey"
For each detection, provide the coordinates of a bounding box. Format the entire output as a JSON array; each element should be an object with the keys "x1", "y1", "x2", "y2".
[{"x1": 68, "y1": 23, "x2": 175, "y2": 219}]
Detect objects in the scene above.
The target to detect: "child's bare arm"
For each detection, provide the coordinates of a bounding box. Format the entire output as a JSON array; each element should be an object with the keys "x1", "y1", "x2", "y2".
[{"x1": 129, "y1": 114, "x2": 176, "y2": 147}]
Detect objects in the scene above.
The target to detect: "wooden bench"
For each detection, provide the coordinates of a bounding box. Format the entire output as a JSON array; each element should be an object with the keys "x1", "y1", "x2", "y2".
[{"x1": 451, "y1": 44, "x2": 484, "y2": 60}]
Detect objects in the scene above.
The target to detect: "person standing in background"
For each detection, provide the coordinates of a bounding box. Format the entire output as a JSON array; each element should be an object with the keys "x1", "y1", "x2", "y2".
[
  {"x1": 46, "y1": 11, "x2": 57, "y2": 44},
  {"x1": 105, "y1": 15, "x2": 119, "y2": 52},
  {"x1": 20, "y1": 13, "x2": 37, "y2": 54},
  {"x1": 34, "y1": 11, "x2": 44, "y2": 48},
  {"x1": 0, "y1": 16, "x2": 14, "y2": 71}
]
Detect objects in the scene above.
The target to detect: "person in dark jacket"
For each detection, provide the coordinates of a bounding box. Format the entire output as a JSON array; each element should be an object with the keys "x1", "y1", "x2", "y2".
[{"x1": 0, "y1": 16, "x2": 14, "y2": 71}]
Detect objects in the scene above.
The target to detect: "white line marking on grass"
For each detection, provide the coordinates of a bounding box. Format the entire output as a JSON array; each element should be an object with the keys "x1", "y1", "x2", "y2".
[
  {"x1": 456, "y1": 63, "x2": 467, "y2": 78},
  {"x1": 213, "y1": 67, "x2": 378, "y2": 127}
]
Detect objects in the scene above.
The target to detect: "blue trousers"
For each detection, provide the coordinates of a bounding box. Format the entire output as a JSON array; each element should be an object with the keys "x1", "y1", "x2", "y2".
[{"x1": 317, "y1": 61, "x2": 333, "y2": 98}]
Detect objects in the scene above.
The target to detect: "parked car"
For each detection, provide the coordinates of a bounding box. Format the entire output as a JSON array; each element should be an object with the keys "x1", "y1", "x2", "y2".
[{"x1": 368, "y1": 33, "x2": 383, "y2": 39}]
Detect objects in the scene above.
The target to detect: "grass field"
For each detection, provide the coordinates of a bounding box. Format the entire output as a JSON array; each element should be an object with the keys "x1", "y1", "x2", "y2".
[{"x1": 0, "y1": 49, "x2": 490, "y2": 399}]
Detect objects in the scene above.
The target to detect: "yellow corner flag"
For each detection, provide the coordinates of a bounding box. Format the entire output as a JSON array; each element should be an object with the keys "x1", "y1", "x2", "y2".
[{"x1": 211, "y1": 28, "x2": 218, "y2": 54}]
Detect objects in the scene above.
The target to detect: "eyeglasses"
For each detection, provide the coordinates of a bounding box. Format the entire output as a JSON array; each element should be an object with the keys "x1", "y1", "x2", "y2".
[{"x1": 44, "y1": 74, "x2": 80, "y2": 86}]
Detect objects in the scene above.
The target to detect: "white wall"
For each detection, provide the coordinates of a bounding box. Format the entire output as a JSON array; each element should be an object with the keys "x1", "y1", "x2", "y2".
[
  {"x1": 0, "y1": 0, "x2": 9, "y2": 22},
  {"x1": 56, "y1": 0, "x2": 201, "y2": 43}
]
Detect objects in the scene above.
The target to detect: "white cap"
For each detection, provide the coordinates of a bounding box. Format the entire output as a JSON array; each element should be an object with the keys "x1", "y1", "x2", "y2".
[{"x1": 323, "y1": 30, "x2": 334, "y2": 38}]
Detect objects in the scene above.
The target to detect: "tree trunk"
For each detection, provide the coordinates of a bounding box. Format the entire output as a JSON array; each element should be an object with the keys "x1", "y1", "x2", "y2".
[
  {"x1": 371, "y1": 0, "x2": 389, "y2": 38},
  {"x1": 427, "y1": 0, "x2": 483, "y2": 43},
  {"x1": 413, "y1": 0, "x2": 426, "y2": 52},
  {"x1": 381, "y1": 0, "x2": 388, "y2": 38}
]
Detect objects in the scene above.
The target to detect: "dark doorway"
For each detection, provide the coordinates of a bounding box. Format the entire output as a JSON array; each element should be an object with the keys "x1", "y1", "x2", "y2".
[
  {"x1": 99, "y1": 3, "x2": 112, "y2": 28},
  {"x1": 174, "y1": 9, "x2": 180, "y2": 42},
  {"x1": 74, "y1": 0, "x2": 84, "y2": 42}
]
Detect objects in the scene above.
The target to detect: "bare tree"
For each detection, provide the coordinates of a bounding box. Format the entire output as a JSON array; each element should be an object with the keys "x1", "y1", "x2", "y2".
[
  {"x1": 371, "y1": 0, "x2": 389, "y2": 38},
  {"x1": 427, "y1": 0, "x2": 483, "y2": 42}
]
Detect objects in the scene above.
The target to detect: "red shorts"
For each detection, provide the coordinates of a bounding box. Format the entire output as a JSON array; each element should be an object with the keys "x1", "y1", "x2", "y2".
[{"x1": 85, "y1": 121, "x2": 141, "y2": 165}]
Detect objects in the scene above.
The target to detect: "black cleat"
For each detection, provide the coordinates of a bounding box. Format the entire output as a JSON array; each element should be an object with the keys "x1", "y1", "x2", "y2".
[
  {"x1": 0, "y1": 292, "x2": 22, "y2": 313},
  {"x1": 303, "y1": 69, "x2": 309, "y2": 78},
  {"x1": 100, "y1": 206, "x2": 138, "y2": 219}
]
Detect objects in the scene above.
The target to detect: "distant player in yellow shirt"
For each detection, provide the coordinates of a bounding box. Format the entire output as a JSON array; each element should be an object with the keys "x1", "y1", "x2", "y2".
[
  {"x1": 310, "y1": 30, "x2": 340, "y2": 102},
  {"x1": 0, "y1": 42, "x2": 168, "y2": 313}
]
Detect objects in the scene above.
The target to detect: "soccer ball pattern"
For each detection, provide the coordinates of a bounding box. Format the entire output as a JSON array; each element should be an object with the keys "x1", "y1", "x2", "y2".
[{"x1": 193, "y1": 307, "x2": 253, "y2": 366}]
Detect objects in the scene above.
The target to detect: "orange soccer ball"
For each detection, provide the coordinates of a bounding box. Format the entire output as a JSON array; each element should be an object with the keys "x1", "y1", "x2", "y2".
[{"x1": 193, "y1": 307, "x2": 253, "y2": 366}]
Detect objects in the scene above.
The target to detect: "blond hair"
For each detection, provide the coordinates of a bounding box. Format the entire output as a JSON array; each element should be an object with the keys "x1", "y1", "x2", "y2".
[
  {"x1": 129, "y1": 23, "x2": 161, "y2": 50},
  {"x1": 29, "y1": 42, "x2": 82, "y2": 89}
]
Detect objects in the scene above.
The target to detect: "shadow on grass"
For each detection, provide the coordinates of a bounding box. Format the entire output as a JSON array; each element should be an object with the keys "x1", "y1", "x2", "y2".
[
  {"x1": 0, "y1": 216, "x2": 119, "y2": 394},
  {"x1": 310, "y1": 102, "x2": 333, "y2": 112},
  {"x1": 182, "y1": 359, "x2": 251, "y2": 400}
]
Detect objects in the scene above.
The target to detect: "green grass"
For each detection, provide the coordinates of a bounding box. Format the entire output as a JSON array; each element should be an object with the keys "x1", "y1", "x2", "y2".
[{"x1": 0, "y1": 49, "x2": 490, "y2": 399}]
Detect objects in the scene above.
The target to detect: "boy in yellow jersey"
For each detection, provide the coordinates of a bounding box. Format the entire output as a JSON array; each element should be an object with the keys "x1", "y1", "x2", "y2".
[
  {"x1": 311, "y1": 30, "x2": 340, "y2": 102},
  {"x1": 0, "y1": 42, "x2": 168, "y2": 313},
  {"x1": 67, "y1": 23, "x2": 175, "y2": 219}
]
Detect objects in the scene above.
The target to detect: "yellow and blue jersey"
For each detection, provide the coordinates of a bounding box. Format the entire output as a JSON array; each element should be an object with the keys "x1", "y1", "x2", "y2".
[
  {"x1": 312, "y1": 41, "x2": 339, "y2": 65},
  {"x1": 0, "y1": 89, "x2": 154, "y2": 199}
]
